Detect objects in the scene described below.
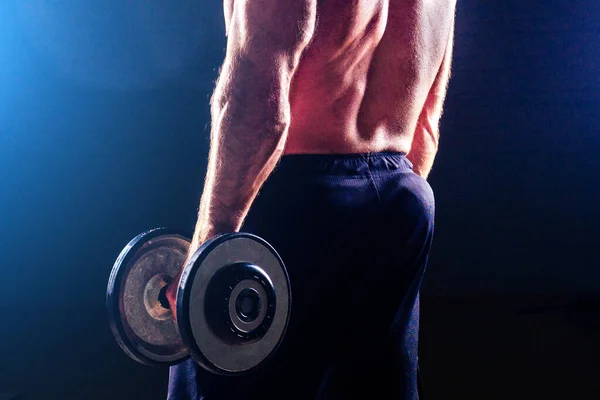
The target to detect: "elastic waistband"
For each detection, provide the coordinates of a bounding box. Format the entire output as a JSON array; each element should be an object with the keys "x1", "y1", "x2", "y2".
[{"x1": 275, "y1": 151, "x2": 413, "y2": 177}]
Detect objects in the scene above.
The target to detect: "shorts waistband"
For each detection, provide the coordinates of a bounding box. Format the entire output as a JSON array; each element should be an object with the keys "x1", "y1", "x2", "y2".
[{"x1": 275, "y1": 151, "x2": 413, "y2": 177}]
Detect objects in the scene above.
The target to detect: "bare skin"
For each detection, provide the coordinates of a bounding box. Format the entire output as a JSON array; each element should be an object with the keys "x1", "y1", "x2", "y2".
[{"x1": 167, "y1": 0, "x2": 456, "y2": 313}]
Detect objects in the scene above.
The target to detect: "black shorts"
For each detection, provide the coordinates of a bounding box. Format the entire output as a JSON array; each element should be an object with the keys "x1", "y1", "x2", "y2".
[{"x1": 168, "y1": 152, "x2": 435, "y2": 400}]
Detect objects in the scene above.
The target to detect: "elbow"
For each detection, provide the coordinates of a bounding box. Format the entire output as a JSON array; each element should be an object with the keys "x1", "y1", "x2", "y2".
[
  {"x1": 250, "y1": 105, "x2": 291, "y2": 147},
  {"x1": 407, "y1": 124, "x2": 439, "y2": 179},
  {"x1": 418, "y1": 120, "x2": 440, "y2": 154},
  {"x1": 241, "y1": 115, "x2": 290, "y2": 158},
  {"x1": 264, "y1": 118, "x2": 290, "y2": 156}
]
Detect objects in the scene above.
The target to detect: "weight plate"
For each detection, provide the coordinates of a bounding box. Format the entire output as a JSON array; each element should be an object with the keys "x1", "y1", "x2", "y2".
[
  {"x1": 107, "y1": 228, "x2": 190, "y2": 366},
  {"x1": 177, "y1": 233, "x2": 291, "y2": 375}
]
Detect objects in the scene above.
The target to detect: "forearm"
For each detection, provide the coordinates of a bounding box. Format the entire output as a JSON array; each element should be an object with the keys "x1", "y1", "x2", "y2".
[
  {"x1": 189, "y1": 91, "x2": 288, "y2": 253},
  {"x1": 165, "y1": 97, "x2": 287, "y2": 315}
]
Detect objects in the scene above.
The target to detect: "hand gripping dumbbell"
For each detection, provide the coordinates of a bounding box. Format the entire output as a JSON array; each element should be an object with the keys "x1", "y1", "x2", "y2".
[{"x1": 106, "y1": 228, "x2": 291, "y2": 375}]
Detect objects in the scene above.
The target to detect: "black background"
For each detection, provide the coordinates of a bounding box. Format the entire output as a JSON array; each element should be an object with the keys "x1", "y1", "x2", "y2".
[{"x1": 0, "y1": 0, "x2": 599, "y2": 399}]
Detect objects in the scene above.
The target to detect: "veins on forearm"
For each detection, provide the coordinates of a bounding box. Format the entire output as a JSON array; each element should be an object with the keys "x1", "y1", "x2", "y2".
[{"x1": 195, "y1": 68, "x2": 289, "y2": 242}]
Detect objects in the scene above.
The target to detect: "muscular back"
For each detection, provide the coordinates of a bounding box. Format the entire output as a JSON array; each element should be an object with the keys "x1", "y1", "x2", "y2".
[
  {"x1": 285, "y1": 0, "x2": 456, "y2": 171},
  {"x1": 218, "y1": 0, "x2": 455, "y2": 180}
]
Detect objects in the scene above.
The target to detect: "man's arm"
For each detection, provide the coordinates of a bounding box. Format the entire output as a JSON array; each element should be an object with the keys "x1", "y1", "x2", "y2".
[
  {"x1": 190, "y1": 0, "x2": 317, "y2": 251},
  {"x1": 407, "y1": 16, "x2": 455, "y2": 179}
]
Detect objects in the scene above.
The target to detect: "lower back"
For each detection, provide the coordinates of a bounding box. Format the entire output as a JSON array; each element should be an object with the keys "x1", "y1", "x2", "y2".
[{"x1": 284, "y1": 0, "x2": 455, "y2": 155}]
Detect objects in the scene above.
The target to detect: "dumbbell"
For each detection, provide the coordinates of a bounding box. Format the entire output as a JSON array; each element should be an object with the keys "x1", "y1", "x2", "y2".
[{"x1": 106, "y1": 228, "x2": 291, "y2": 375}]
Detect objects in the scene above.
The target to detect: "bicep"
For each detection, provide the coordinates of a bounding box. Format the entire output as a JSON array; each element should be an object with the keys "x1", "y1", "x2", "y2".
[
  {"x1": 226, "y1": 0, "x2": 316, "y2": 55},
  {"x1": 215, "y1": 0, "x2": 317, "y2": 122},
  {"x1": 220, "y1": 0, "x2": 316, "y2": 84}
]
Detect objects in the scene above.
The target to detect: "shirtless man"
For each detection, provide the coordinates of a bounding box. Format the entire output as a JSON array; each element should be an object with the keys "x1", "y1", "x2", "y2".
[{"x1": 166, "y1": 0, "x2": 456, "y2": 399}]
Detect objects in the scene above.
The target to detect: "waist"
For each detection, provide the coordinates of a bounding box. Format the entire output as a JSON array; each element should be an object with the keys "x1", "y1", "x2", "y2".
[{"x1": 274, "y1": 151, "x2": 414, "y2": 177}]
